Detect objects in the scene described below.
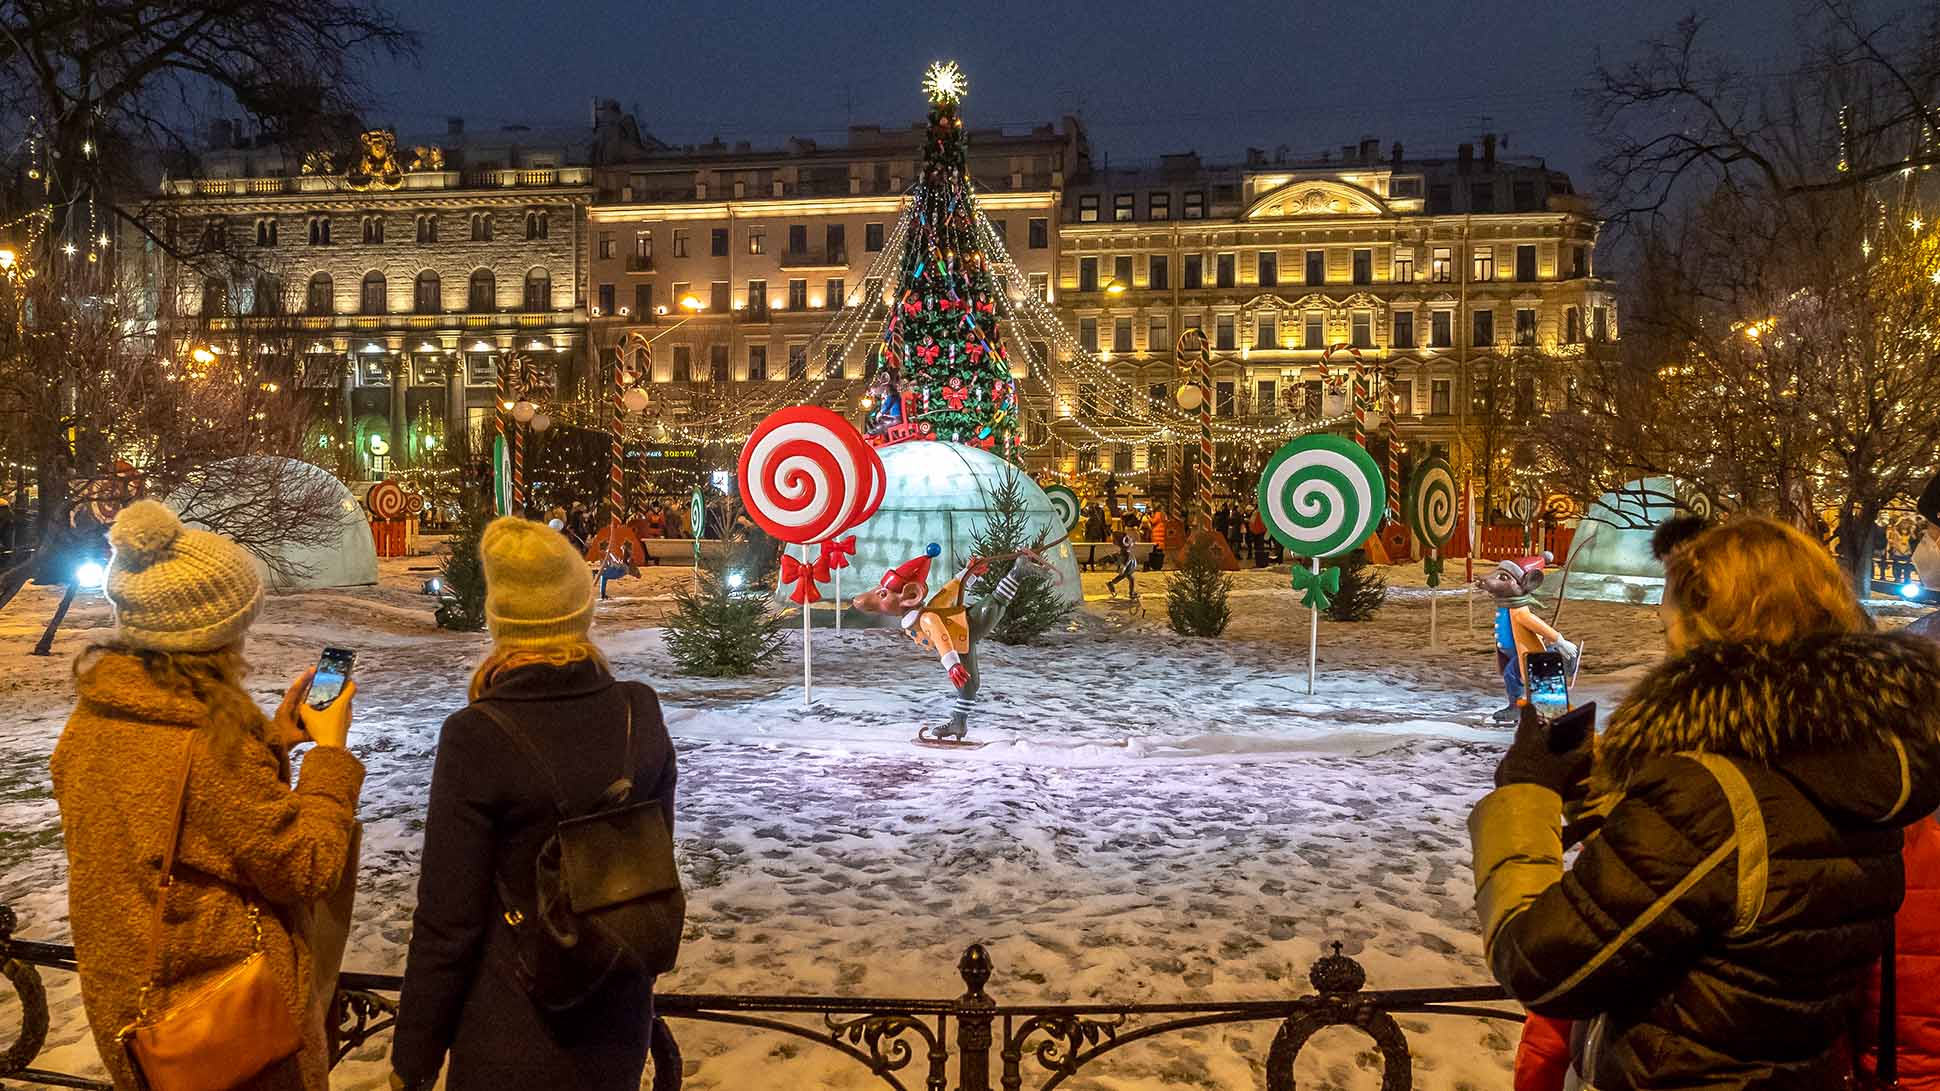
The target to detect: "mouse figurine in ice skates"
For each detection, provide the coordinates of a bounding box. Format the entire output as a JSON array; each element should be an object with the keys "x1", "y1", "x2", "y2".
[
  {"x1": 851, "y1": 540, "x2": 1056, "y2": 746},
  {"x1": 1477, "y1": 552, "x2": 1579, "y2": 723}
]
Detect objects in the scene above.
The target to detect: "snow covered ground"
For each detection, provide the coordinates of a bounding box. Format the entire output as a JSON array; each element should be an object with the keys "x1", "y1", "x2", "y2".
[{"x1": 0, "y1": 549, "x2": 1685, "y2": 1089}]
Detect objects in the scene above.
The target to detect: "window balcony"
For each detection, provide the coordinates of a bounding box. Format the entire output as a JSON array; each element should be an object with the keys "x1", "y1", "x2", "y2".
[
  {"x1": 779, "y1": 249, "x2": 847, "y2": 269},
  {"x1": 626, "y1": 255, "x2": 654, "y2": 272}
]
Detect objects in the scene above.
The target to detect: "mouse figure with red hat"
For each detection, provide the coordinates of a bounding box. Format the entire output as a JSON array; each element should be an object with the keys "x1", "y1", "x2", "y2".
[
  {"x1": 1477, "y1": 551, "x2": 1579, "y2": 723},
  {"x1": 851, "y1": 541, "x2": 1055, "y2": 746}
]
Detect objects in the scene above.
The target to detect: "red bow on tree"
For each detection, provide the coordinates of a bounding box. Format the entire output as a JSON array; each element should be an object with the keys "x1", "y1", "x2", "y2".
[
  {"x1": 975, "y1": 300, "x2": 995, "y2": 314},
  {"x1": 902, "y1": 298, "x2": 921, "y2": 317},
  {"x1": 937, "y1": 298, "x2": 960, "y2": 313},
  {"x1": 916, "y1": 343, "x2": 941, "y2": 365},
  {"x1": 779, "y1": 553, "x2": 831, "y2": 604},
  {"x1": 818, "y1": 535, "x2": 857, "y2": 570}
]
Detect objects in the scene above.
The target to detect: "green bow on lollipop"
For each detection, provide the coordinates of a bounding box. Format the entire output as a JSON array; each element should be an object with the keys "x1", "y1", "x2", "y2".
[{"x1": 1290, "y1": 564, "x2": 1341, "y2": 610}]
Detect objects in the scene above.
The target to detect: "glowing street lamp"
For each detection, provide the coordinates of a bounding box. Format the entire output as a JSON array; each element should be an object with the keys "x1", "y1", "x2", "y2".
[{"x1": 1104, "y1": 279, "x2": 1127, "y2": 296}]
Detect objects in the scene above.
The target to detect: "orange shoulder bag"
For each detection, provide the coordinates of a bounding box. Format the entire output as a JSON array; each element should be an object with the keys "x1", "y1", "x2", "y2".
[{"x1": 119, "y1": 733, "x2": 302, "y2": 1090}]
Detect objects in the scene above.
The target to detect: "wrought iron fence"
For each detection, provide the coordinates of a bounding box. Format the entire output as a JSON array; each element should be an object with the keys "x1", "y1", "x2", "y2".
[{"x1": 0, "y1": 903, "x2": 1519, "y2": 1090}]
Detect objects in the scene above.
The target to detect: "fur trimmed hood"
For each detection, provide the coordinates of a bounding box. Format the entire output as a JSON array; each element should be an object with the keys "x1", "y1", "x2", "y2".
[{"x1": 1598, "y1": 630, "x2": 1940, "y2": 824}]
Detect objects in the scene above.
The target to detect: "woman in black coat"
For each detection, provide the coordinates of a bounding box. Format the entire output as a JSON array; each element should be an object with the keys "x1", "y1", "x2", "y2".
[
  {"x1": 391, "y1": 517, "x2": 677, "y2": 1091},
  {"x1": 1471, "y1": 514, "x2": 1940, "y2": 1088}
]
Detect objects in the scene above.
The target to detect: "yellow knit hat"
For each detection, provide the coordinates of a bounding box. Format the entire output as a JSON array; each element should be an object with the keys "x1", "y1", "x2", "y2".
[
  {"x1": 481, "y1": 516, "x2": 594, "y2": 649},
  {"x1": 105, "y1": 500, "x2": 264, "y2": 652}
]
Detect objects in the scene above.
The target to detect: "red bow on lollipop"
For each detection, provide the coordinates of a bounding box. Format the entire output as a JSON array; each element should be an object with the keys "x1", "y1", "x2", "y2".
[
  {"x1": 818, "y1": 535, "x2": 857, "y2": 570},
  {"x1": 780, "y1": 553, "x2": 832, "y2": 604}
]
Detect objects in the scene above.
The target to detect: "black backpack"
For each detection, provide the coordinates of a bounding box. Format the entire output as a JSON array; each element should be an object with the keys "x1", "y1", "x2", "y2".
[{"x1": 475, "y1": 686, "x2": 685, "y2": 1012}]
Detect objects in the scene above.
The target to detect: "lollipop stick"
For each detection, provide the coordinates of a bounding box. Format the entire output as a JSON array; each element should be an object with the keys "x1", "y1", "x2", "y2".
[
  {"x1": 1308, "y1": 556, "x2": 1320, "y2": 696},
  {"x1": 802, "y1": 544, "x2": 813, "y2": 705},
  {"x1": 834, "y1": 563, "x2": 841, "y2": 632}
]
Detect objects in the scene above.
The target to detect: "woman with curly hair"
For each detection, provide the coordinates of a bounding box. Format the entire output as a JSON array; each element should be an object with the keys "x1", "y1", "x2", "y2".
[{"x1": 52, "y1": 500, "x2": 363, "y2": 1090}]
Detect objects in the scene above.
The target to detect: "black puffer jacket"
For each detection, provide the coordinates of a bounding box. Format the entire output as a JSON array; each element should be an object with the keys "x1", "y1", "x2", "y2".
[{"x1": 1471, "y1": 631, "x2": 1940, "y2": 1089}]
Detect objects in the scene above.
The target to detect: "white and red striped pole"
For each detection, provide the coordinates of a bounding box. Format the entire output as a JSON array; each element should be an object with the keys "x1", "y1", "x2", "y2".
[
  {"x1": 1197, "y1": 345, "x2": 1213, "y2": 532},
  {"x1": 608, "y1": 337, "x2": 640, "y2": 533}
]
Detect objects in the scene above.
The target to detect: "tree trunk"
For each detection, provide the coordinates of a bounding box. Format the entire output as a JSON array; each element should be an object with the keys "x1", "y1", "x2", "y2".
[{"x1": 1837, "y1": 505, "x2": 1881, "y2": 598}]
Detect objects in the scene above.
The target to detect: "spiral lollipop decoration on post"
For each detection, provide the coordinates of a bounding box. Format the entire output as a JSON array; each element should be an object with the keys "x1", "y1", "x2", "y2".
[
  {"x1": 737, "y1": 406, "x2": 884, "y2": 704},
  {"x1": 364, "y1": 479, "x2": 408, "y2": 521},
  {"x1": 1405, "y1": 457, "x2": 1458, "y2": 638},
  {"x1": 1042, "y1": 484, "x2": 1081, "y2": 534},
  {"x1": 737, "y1": 407, "x2": 877, "y2": 547},
  {"x1": 1256, "y1": 435, "x2": 1386, "y2": 562},
  {"x1": 1405, "y1": 459, "x2": 1458, "y2": 552},
  {"x1": 1256, "y1": 434, "x2": 1386, "y2": 696}
]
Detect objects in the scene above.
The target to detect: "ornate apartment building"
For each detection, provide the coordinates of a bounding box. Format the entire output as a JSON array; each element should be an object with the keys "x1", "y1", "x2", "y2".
[
  {"x1": 143, "y1": 116, "x2": 613, "y2": 477},
  {"x1": 582, "y1": 119, "x2": 1081, "y2": 452},
  {"x1": 146, "y1": 107, "x2": 1614, "y2": 504},
  {"x1": 1051, "y1": 136, "x2": 1615, "y2": 497}
]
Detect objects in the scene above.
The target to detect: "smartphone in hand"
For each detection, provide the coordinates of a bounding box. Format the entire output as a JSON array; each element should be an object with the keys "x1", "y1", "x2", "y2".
[
  {"x1": 306, "y1": 647, "x2": 356, "y2": 711},
  {"x1": 1525, "y1": 650, "x2": 1571, "y2": 722},
  {"x1": 1547, "y1": 702, "x2": 1598, "y2": 754}
]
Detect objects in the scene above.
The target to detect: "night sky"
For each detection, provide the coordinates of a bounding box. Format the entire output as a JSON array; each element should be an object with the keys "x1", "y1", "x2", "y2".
[{"x1": 370, "y1": 0, "x2": 1807, "y2": 193}]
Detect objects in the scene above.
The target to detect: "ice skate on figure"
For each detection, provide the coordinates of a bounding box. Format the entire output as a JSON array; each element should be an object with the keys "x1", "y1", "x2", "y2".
[{"x1": 852, "y1": 543, "x2": 1054, "y2": 746}]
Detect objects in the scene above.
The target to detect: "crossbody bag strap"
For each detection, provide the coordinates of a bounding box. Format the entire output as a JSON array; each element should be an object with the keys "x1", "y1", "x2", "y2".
[
  {"x1": 136, "y1": 732, "x2": 198, "y2": 1014},
  {"x1": 471, "y1": 700, "x2": 567, "y2": 814},
  {"x1": 619, "y1": 685, "x2": 636, "y2": 792}
]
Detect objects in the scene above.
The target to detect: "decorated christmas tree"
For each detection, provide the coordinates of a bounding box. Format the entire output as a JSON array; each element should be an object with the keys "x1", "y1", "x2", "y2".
[{"x1": 869, "y1": 61, "x2": 1018, "y2": 453}]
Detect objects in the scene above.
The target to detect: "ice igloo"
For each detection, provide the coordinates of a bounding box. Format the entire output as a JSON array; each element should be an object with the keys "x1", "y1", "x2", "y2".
[
  {"x1": 1560, "y1": 476, "x2": 1709, "y2": 606},
  {"x1": 771, "y1": 441, "x2": 1082, "y2": 613},
  {"x1": 167, "y1": 456, "x2": 379, "y2": 589}
]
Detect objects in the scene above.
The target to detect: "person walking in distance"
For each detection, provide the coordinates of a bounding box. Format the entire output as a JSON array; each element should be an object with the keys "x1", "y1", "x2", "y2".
[
  {"x1": 391, "y1": 517, "x2": 677, "y2": 1091},
  {"x1": 1470, "y1": 515, "x2": 1940, "y2": 1088},
  {"x1": 50, "y1": 500, "x2": 364, "y2": 1091},
  {"x1": 1105, "y1": 527, "x2": 1139, "y2": 602}
]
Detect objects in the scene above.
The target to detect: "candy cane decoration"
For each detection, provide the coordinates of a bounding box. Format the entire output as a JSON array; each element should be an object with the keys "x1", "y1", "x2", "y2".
[
  {"x1": 494, "y1": 353, "x2": 508, "y2": 515},
  {"x1": 1384, "y1": 365, "x2": 1400, "y2": 525},
  {"x1": 510, "y1": 354, "x2": 526, "y2": 516},
  {"x1": 609, "y1": 332, "x2": 650, "y2": 531},
  {"x1": 1321, "y1": 343, "x2": 1367, "y2": 452},
  {"x1": 1177, "y1": 327, "x2": 1214, "y2": 531}
]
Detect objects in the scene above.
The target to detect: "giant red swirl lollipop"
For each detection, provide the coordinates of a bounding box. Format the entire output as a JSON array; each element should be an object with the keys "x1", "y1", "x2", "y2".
[
  {"x1": 737, "y1": 407, "x2": 878, "y2": 545},
  {"x1": 739, "y1": 406, "x2": 882, "y2": 706}
]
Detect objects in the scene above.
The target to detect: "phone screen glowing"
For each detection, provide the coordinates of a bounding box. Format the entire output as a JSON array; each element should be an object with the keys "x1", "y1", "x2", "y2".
[
  {"x1": 1526, "y1": 651, "x2": 1570, "y2": 721},
  {"x1": 307, "y1": 647, "x2": 355, "y2": 711}
]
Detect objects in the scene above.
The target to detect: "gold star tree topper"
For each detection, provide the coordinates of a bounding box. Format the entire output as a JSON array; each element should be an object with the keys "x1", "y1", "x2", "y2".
[{"x1": 923, "y1": 61, "x2": 967, "y2": 105}]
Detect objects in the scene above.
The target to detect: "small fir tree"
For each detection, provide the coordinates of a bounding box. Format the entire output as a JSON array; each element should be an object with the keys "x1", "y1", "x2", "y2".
[
  {"x1": 1323, "y1": 550, "x2": 1388, "y2": 622},
  {"x1": 435, "y1": 505, "x2": 490, "y2": 631},
  {"x1": 665, "y1": 558, "x2": 786, "y2": 677},
  {"x1": 1167, "y1": 531, "x2": 1232, "y2": 637},
  {"x1": 968, "y1": 471, "x2": 1073, "y2": 644}
]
